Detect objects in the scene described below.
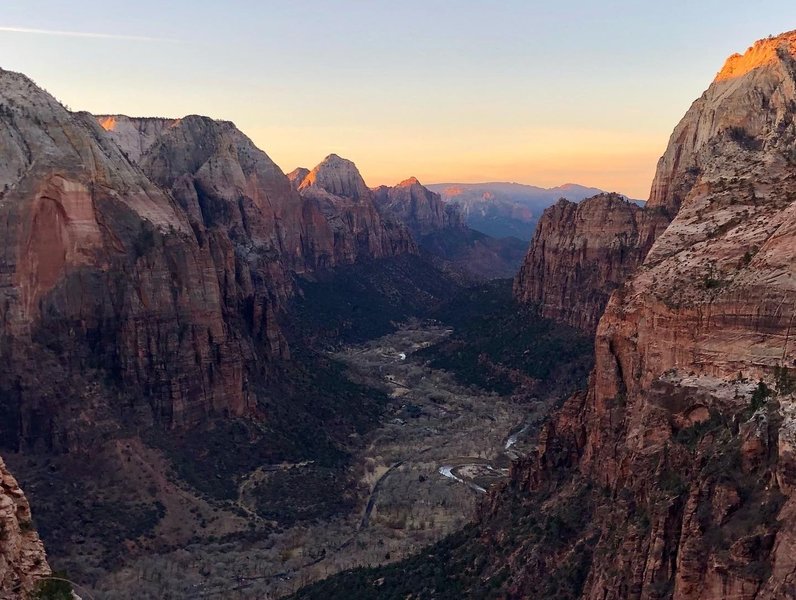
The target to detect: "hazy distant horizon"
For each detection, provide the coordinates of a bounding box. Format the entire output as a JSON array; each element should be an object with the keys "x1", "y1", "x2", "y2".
[{"x1": 3, "y1": 0, "x2": 796, "y2": 197}]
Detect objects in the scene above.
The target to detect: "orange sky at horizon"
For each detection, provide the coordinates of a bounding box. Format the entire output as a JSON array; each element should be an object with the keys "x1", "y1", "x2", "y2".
[
  {"x1": 4, "y1": 1, "x2": 793, "y2": 201},
  {"x1": 247, "y1": 123, "x2": 666, "y2": 199}
]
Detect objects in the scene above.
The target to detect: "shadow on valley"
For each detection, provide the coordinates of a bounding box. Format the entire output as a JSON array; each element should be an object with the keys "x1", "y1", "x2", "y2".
[
  {"x1": 291, "y1": 394, "x2": 789, "y2": 600},
  {"x1": 420, "y1": 279, "x2": 594, "y2": 397},
  {"x1": 287, "y1": 254, "x2": 462, "y2": 346}
]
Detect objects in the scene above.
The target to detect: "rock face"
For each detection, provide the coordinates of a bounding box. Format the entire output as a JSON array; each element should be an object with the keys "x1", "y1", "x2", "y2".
[
  {"x1": 94, "y1": 115, "x2": 176, "y2": 164},
  {"x1": 0, "y1": 69, "x2": 417, "y2": 455},
  {"x1": 500, "y1": 30, "x2": 796, "y2": 599},
  {"x1": 372, "y1": 177, "x2": 464, "y2": 238},
  {"x1": 291, "y1": 155, "x2": 417, "y2": 263},
  {"x1": 649, "y1": 31, "x2": 796, "y2": 216},
  {"x1": 0, "y1": 69, "x2": 233, "y2": 451},
  {"x1": 0, "y1": 456, "x2": 50, "y2": 597},
  {"x1": 371, "y1": 177, "x2": 527, "y2": 280},
  {"x1": 287, "y1": 167, "x2": 310, "y2": 190},
  {"x1": 513, "y1": 194, "x2": 669, "y2": 333}
]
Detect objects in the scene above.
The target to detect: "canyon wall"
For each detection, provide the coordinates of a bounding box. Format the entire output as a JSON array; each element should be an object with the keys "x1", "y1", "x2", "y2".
[
  {"x1": 372, "y1": 177, "x2": 464, "y2": 238},
  {"x1": 513, "y1": 194, "x2": 668, "y2": 333},
  {"x1": 291, "y1": 154, "x2": 417, "y2": 262},
  {"x1": 0, "y1": 456, "x2": 50, "y2": 597},
  {"x1": 0, "y1": 70, "x2": 419, "y2": 455},
  {"x1": 503, "y1": 30, "x2": 796, "y2": 600}
]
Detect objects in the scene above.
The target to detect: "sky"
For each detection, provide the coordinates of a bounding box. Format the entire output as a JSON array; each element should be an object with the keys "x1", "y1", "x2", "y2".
[{"x1": 1, "y1": 1, "x2": 795, "y2": 198}]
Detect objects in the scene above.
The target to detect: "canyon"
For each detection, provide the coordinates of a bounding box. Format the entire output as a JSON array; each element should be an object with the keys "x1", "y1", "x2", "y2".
[
  {"x1": 0, "y1": 64, "x2": 564, "y2": 598},
  {"x1": 1, "y1": 23, "x2": 795, "y2": 600},
  {"x1": 295, "y1": 29, "x2": 796, "y2": 600}
]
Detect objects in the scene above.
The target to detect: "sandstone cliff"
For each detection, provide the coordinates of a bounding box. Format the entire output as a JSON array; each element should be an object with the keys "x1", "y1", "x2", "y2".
[
  {"x1": 0, "y1": 456, "x2": 49, "y2": 598},
  {"x1": 513, "y1": 193, "x2": 668, "y2": 333},
  {"x1": 0, "y1": 70, "x2": 431, "y2": 595},
  {"x1": 0, "y1": 68, "x2": 243, "y2": 449},
  {"x1": 508, "y1": 30, "x2": 796, "y2": 599},
  {"x1": 372, "y1": 177, "x2": 464, "y2": 238},
  {"x1": 509, "y1": 29, "x2": 796, "y2": 334},
  {"x1": 292, "y1": 154, "x2": 417, "y2": 262},
  {"x1": 0, "y1": 70, "x2": 418, "y2": 455},
  {"x1": 287, "y1": 167, "x2": 310, "y2": 190}
]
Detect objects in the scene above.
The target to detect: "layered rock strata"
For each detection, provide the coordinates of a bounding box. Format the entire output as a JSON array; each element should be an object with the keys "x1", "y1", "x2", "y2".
[
  {"x1": 0, "y1": 70, "x2": 416, "y2": 454},
  {"x1": 372, "y1": 176, "x2": 464, "y2": 238},
  {"x1": 513, "y1": 193, "x2": 668, "y2": 332},
  {"x1": 506, "y1": 30, "x2": 796, "y2": 599}
]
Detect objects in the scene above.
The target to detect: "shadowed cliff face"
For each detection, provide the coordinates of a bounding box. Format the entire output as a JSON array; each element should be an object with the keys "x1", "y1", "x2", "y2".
[
  {"x1": 513, "y1": 194, "x2": 669, "y2": 333},
  {"x1": 0, "y1": 70, "x2": 244, "y2": 451},
  {"x1": 0, "y1": 456, "x2": 50, "y2": 597}
]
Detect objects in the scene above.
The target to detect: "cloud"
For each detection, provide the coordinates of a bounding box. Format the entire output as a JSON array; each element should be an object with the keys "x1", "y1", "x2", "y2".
[{"x1": 0, "y1": 26, "x2": 176, "y2": 43}]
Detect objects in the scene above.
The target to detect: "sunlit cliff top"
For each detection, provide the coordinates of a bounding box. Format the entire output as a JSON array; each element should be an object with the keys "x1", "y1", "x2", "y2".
[{"x1": 715, "y1": 29, "x2": 796, "y2": 82}]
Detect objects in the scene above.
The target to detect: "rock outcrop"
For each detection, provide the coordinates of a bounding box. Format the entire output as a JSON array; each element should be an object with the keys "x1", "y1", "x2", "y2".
[
  {"x1": 287, "y1": 167, "x2": 310, "y2": 190},
  {"x1": 292, "y1": 155, "x2": 417, "y2": 262},
  {"x1": 513, "y1": 194, "x2": 668, "y2": 333},
  {"x1": 372, "y1": 177, "x2": 464, "y2": 238},
  {"x1": 0, "y1": 456, "x2": 49, "y2": 597}
]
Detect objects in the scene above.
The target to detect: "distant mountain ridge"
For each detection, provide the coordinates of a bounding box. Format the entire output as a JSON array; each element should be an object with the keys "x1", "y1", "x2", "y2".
[{"x1": 427, "y1": 181, "x2": 639, "y2": 240}]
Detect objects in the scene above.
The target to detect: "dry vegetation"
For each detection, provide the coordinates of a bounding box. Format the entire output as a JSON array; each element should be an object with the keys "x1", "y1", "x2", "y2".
[{"x1": 42, "y1": 322, "x2": 541, "y2": 599}]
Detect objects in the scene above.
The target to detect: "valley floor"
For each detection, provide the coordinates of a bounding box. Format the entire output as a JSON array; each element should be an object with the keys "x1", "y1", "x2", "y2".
[{"x1": 55, "y1": 321, "x2": 546, "y2": 599}]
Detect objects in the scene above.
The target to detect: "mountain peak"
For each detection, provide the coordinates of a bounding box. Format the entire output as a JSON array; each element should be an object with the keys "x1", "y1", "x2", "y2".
[
  {"x1": 287, "y1": 167, "x2": 310, "y2": 190},
  {"x1": 397, "y1": 176, "x2": 422, "y2": 187},
  {"x1": 300, "y1": 154, "x2": 371, "y2": 200},
  {"x1": 715, "y1": 29, "x2": 796, "y2": 82}
]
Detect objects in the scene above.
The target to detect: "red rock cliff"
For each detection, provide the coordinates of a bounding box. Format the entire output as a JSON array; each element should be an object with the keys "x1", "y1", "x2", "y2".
[
  {"x1": 0, "y1": 455, "x2": 50, "y2": 597},
  {"x1": 293, "y1": 154, "x2": 417, "y2": 262},
  {"x1": 498, "y1": 30, "x2": 796, "y2": 600},
  {"x1": 372, "y1": 177, "x2": 465, "y2": 238},
  {"x1": 0, "y1": 71, "x2": 416, "y2": 454},
  {"x1": 513, "y1": 193, "x2": 668, "y2": 333},
  {"x1": 0, "y1": 69, "x2": 244, "y2": 450}
]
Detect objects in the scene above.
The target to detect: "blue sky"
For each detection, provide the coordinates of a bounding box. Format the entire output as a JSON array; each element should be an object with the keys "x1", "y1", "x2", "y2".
[{"x1": 1, "y1": 1, "x2": 795, "y2": 196}]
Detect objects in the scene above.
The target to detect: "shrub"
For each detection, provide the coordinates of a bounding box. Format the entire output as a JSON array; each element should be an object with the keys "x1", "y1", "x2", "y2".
[
  {"x1": 750, "y1": 381, "x2": 771, "y2": 412},
  {"x1": 727, "y1": 126, "x2": 763, "y2": 151}
]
